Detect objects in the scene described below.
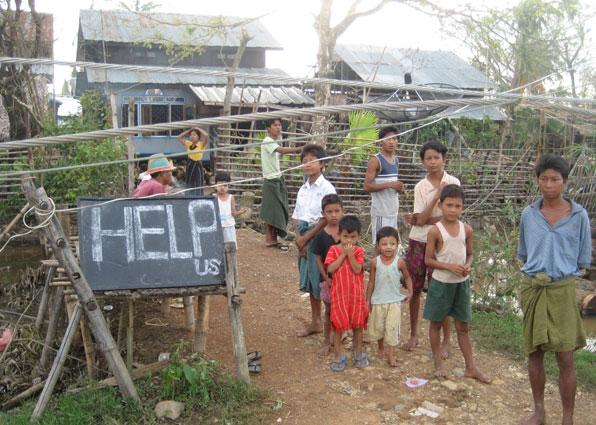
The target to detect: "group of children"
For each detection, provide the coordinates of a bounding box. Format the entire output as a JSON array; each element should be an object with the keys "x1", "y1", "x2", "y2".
[{"x1": 288, "y1": 137, "x2": 490, "y2": 382}]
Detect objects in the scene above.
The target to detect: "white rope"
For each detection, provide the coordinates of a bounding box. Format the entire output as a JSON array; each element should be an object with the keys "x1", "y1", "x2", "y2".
[
  {"x1": 0, "y1": 96, "x2": 519, "y2": 149},
  {"x1": 0, "y1": 198, "x2": 56, "y2": 254}
]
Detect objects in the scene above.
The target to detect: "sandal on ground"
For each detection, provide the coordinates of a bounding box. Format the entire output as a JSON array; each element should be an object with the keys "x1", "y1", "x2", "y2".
[
  {"x1": 248, "y1": 362, "x2": 261, "y2": 374},
  {"x1": 265, "y1": 243, "x2": 289, "y2": 252},
  {"x1": 247, "y1": 351, "x2": 262, "y2": 362},
  {"x1": 354, "y1": 353, "x2": 369, "y2": 368},
  {"x1": 330, "y1": 355, "x2": 347, "y2": 372}
]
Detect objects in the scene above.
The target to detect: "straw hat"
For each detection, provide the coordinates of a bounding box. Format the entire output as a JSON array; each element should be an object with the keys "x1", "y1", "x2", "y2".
[{"x1": 146, "y1": 154, "x2": 176, "y2": 174}]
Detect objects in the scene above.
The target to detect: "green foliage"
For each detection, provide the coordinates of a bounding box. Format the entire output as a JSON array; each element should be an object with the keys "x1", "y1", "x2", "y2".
[
  {"x1": 29, "y1": 91, "x2": 128, "y2": 205},
  {"x1": 340, "y1": 111, "x2": 378, "y2": 166},
  {"x1": 473, "y1": 310, "x2": 596, "y2": 390},
  {"x1": 159, "y1": 345, "x2": 214, "y2": 404}
]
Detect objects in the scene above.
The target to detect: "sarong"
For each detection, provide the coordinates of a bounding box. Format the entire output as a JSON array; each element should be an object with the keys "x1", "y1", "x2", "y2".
[
  {"x1": 185, "y1": 159, "x2": 204, "y2": 196},
  {"x1": 520, "y1": 272, "x2": 586, "y2": 355},
  {"x1": 260, "y1": 177, "x2": 289, "y2": 238},
  {"x1": 297, "y1": 221, "x2": 321, "y2": 299}
]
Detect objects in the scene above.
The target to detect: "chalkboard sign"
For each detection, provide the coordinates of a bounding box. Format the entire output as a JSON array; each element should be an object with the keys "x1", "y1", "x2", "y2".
[{"x1": 78, "y1": 197, "x2": 226, "y2": 291}]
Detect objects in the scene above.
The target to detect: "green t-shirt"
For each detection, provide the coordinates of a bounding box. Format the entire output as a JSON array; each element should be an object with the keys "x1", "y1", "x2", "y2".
[{"x1": 260, "y1": 136, "x2": 281, "y2": 179}]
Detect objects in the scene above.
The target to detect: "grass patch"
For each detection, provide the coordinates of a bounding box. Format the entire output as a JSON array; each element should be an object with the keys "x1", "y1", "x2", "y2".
[
  {"x1": 473, "y1": 309, "x2": 596, "y2": 390},
  {"x1": 1, "y1": 352, "x2": 268, "y2": 425}
]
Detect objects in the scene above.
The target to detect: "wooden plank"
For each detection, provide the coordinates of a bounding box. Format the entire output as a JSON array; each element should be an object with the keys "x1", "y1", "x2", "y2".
[
  {"x1": 39, "y1": 286, "x2": 63, "y2": 371},
  {"x1": 126, "y1": 299, "x2": 134, "y2": 372},
  {"x1": 183, "y1": 296, "x2": 195, "y2": 331},
  {"x1": 193, "y1": 295, "x2": 210, "y2": 353},
  {"x1": 35, "y1": 265, "x2": 56, "y2": 330}
]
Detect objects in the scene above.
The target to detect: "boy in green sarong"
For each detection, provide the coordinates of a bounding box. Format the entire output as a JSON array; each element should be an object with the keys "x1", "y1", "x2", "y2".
[
  {"x1": 518, "y1": 154, "x2": 592, "y2": 425},
  {"x1": 260, "y1": 118, "x2": 302, "y2": 249}
]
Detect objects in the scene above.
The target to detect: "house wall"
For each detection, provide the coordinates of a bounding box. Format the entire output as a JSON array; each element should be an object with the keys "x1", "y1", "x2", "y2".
[{"x1": 77, "y1": 39, "x2": 265, "y2": 68}]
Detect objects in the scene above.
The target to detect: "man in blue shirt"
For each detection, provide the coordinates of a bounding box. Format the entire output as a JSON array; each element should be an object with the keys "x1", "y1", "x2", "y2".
[{"x1": 518, "y1": 154, "x2": 591, "y2": 425}]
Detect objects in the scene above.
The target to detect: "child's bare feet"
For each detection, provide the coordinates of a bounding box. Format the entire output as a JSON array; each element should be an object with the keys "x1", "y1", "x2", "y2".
[
  {"x1": 387, "y1": 357, "x2": 399, "y2": 367},
  {"x1": 297, "y1": 323, "x2": 323, "y2": 337},
  {"x1": 403, "y1": 336, "x2": 418, "y2": 351},
  {"x1": 519, "y1": 408, "x2": 546, "y2": 425},
  {"x1": 440, "y1": 342, "x2": 450, "y2": 359},
  {"x1": 433, "y1": 365, "x2": 448, "y2": 378},
  {"x1": 464, "y1": 367, "x2": 492, "y2": 384}
]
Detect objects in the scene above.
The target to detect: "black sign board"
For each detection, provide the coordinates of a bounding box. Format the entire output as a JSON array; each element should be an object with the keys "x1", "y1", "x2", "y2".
[{"x1": 78, "y1": 197, "x2": 226, "y2": 291}]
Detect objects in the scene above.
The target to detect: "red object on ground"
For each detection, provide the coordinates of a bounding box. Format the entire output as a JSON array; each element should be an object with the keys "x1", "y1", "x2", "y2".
[{"x1": 0, "y1": 328, "x2": 13, "y2": 352}]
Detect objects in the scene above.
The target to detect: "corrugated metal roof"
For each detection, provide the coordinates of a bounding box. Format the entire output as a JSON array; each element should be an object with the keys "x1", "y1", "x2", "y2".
[
  {"x1": 189, "y1": 85, "x2": 314, "y2": 105},
  {"x1": 79, "y1": 9, "x2": 282, "y2": 49},
  {"x1": 444, "y1": 105, "x2": 507, "y2": 121},
  {"x1": 86, "y1": 67, "x2": 291, "y2": 85},
  {"x1": 335, "y1": 44, "x2": 495, "y2": 90}
]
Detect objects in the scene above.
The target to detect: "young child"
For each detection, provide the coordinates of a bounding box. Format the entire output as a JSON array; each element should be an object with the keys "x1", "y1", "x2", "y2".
[
  {"x1": 363, "y1": 126, "x2": 405, "y2": 240},
  {"x1": 292, "y1": 144, "x2": 336, "y2": 337},
  {"x1": 518, "y1": 155, "x2": 591, "y2": 425},
  {"x1": 366, "y1": 226, "x2": 413, "y2": 367},
  {"x1": 325, "y1": 215, "x2": 368, "y2": 371},
  {"x1": 311, "y1": 194, "x2": 343, "y2": 356},
  {"x1": 403, "y1": 140, "x2": 460, "y2": 354},
  {"x1": 423, "y1": 184, "x2": 490, "y2": 383},
  {"x1": 214, "y1": 172, "x2": 247, "y2": 247}
]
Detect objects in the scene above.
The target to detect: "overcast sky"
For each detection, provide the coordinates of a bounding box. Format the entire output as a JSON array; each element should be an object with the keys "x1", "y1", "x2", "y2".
[{"x1": 28, "y1": 0, "x2": 594, "y2": 91}]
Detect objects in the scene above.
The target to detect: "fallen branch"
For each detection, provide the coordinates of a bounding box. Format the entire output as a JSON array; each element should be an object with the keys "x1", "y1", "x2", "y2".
[{"x1": 1, "y1": 380, "x2": 45, "y2": 410}]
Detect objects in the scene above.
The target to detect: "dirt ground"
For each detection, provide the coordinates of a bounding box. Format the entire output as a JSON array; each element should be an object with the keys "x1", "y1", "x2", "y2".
[{"x1": 134, "y1": 228, "x2": 596, "y2": 425}]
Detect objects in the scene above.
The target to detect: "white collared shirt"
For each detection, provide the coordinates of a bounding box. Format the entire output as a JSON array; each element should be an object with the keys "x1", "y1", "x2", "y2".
[
  {"x1": 292, "y1": 174, "x2": 336, "y2": 225},
  {"x1": 408, "y1": 172, "x2": 460, "y2": 243}
]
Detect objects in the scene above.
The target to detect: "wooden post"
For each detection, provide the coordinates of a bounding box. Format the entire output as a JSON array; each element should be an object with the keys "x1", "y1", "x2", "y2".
[
  {"x1": 183, "y1": 296, "x2": 195, "y2": 331},
  {"x1": 39, "y1": 286, "x2": 63, "y2": 371},
  {"x1": 21, "y1": 176, "x2": 139, "y2": 402},
  {"x1": 35, "y1": 264, "x2": 56, "y2": 330},
  {"x1": 126, "y1": 299, "x2": 134, "y2": 371},
  {"x1": 32, "y1": 303, "x2": 82, "y2": 419},
  {"x1": 116, "y1": 302, "x2": 125, "y2": 350},
  {"x1": 127, "y1": 100, "x2": 135, "y2": 194},
  {"x1": 193, "y1": 295, "x2": 210, "y2": 353},
  {"x1": 224, "y1": 242, "x2": 249, "y2": 383}
]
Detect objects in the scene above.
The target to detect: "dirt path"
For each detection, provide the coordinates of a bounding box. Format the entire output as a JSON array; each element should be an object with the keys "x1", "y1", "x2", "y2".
[{"x1": 136, "y1": 228, "x2": 596, "y2": 424}]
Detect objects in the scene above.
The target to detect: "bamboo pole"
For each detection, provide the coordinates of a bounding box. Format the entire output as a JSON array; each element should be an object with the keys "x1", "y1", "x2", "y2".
[
  {"x1": 183, "y1": 296, "x2": 195, "y2": 331},
  {"x1": 21, "y1": 176, "x2": 139, "y2": 402},
  {"x1": 35, "y1": 264, "x2": 56, "y2": 330},
  {"x1": 80, "y1": 317, "x2": 96, "y2": 379},
  {"x1": 39, "y1": 286, "x2": 63, "y2": 371},
  {"x1": 126, "y1": 299, "x2": 134, "y2": 372},
  {"x1": 224, "y1": 242, "x2": 249, "y2": 383},
  {"x1": 32, "y1": 303, "x2": 82, "y2": 419},
  {"x1": 0, "y1": 202, "x2": 29, "y2": 241},
  {"x1": 1, "y1": 380, "x2": 45, "y2": 410},
  {"x1": 193, "y1": 295, "x2": 210, "y2": 353}
]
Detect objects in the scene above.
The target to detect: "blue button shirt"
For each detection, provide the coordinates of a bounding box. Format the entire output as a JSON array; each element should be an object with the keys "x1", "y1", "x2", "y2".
[{"x1": 518, "y1": 198, "x2": 592, "y2": 280}]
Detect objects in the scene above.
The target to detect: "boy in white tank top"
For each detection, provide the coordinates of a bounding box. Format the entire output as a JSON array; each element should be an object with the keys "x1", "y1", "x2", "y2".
[{"x1": 423, "y1": 185, "x2": 490, "y2": 384}]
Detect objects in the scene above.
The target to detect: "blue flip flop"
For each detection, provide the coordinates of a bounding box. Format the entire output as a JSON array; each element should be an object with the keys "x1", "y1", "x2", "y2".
[
  {"x1": 354, "y1": 352, "x2": 369, "y2": 368},
  {"x1": 330, "y1": 355, "x2": 347, "y2": 372}
]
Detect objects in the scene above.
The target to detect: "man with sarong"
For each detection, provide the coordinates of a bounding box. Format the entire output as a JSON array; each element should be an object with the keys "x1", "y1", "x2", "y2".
[
  {"x1": 260, "y1": 118, "x2": 302, "y2": 250},
  {"x1": 518, "y1": 154, "x2": 591, "y2": 425}
]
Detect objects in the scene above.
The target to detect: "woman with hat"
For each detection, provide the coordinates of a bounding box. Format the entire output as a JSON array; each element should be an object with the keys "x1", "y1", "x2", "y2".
[{"x1": 133, "y1": 154, "x2": 177, "y2": 197}]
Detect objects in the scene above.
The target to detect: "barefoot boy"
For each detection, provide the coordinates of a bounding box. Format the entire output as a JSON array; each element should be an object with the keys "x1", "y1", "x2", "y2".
[
  {"x1": 366, "y1": 226, "x2": 413, "y2": 367},
  {"x1": 518, "y1": 154, "x2": 591, "y2": 425},
  {"x1": 404, "y1": 140, "x2": 458, "y2": 355},
  {"x1": 325, "y1": 216, "x2": 368, "y2": 371},
  {"x1": 423, "y1": 184, "x2": 490, "y2": 383},
  {"x1": 292, "y1": 144, "x2": 336, "y2": 337},
  {"x1": 364, "y1": 126, "x2": 404, "y2": 240},
  {"x1": 311, "y1": 194, "x2": 343, "y2": 355},
  {"x1": 260, "y1": 118, "x2": 302, "y2": 249}
]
